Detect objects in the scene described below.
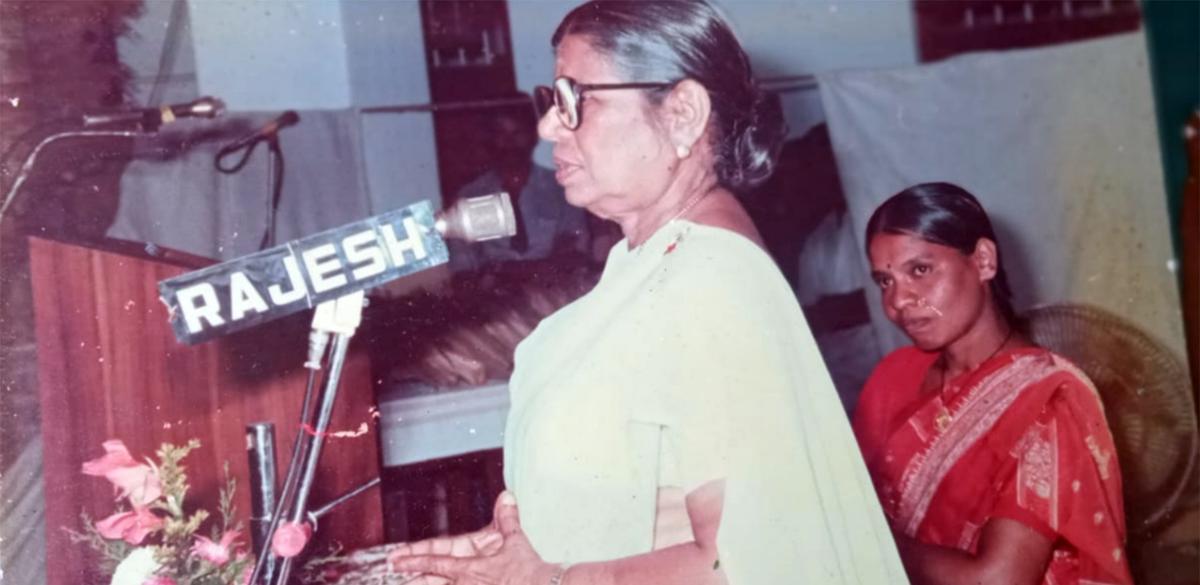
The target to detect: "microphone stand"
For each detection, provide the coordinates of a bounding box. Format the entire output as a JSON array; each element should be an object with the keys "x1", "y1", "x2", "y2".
[
  {"x1": 246, "y1": 423, "x2": 280, "y2": 584},
  {"x1": 261, "y1": 136, "x2": 285, "y2": 249},
  {"x1": 180, "y1": 194, "x2": 514, "y2": 584},
  {"x1": 248, "y1": 291, "x2": 368, "y2": 585},
  {"x1": 1, "y1": 129, "x2": 149, "y2": 222}
]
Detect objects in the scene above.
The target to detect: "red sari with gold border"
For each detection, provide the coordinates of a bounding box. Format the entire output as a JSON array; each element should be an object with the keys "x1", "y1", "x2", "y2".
[{"x1": 854, "y1": 347, "x2": 1133, "y2": 584}]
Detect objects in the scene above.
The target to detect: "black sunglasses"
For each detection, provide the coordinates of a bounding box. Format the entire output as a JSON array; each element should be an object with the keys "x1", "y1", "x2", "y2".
[{"x1": 534, "y1": 76, "x2": 674, "y2": 130}]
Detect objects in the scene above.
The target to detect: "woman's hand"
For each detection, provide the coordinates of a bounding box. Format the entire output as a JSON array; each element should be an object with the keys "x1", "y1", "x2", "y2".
[
  {"x1": 384, "y1": 495, "x2": 506, "y2": 585},
  {"x1": 389, "y1": 491, "x2": 560, "y2": 585}
]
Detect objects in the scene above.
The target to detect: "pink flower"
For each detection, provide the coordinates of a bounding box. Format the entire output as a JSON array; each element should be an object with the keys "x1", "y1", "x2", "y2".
[
  {"x1": 82, "y1": 440, "x2": 162, "y2": 507},
  {"x1": 82, "y1": 440, "x2": 138, "y2": 474},
  {"x1": 191, "y1": 530, "x2": 242, "y2": 566},
  {"x1": 271, "y1": 521, "x2": 311, "y2": 558},
  {"x1": 95, "y1": 507, "x2": 164, "y2": 545},
  {"x1": 143, "y1": 577, "x2": 177, "y2": 585}
]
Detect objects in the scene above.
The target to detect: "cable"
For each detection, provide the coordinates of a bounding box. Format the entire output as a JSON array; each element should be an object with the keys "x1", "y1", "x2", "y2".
[{"x1": 213, "y1": 139, "x2": 263, "y2": 174}]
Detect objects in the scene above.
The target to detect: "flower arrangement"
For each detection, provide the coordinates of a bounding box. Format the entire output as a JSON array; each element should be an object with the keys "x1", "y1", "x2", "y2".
[{"x1": 70, "y1": 439, "x2": 253, "y2": 585}]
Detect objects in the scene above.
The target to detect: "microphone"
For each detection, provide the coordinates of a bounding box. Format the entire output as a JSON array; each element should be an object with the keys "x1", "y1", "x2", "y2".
[
  {"x1": 217, "y1": 111, "x2": 301, "y2": 155},
  {"x1": 435, "y1": 192, "x2": 518, "y2": 242},
  {"x1": 81, "y1": 96, "x2": 225, "y2": 129},
  {"x1": 159, "y1": 196, "x2": 519, "y2": 344}
]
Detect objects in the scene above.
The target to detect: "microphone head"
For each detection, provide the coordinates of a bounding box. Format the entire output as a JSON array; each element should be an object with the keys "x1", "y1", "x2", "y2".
[
  {"x1": 278, "y1": 110, "x2": 301, "y2": 128},
  {"x1": 185, "y1": 96, "x2": 225, "y2": 119},
  {"x1": 436, "y1": 192, "x2": 518, "y2": 242}
]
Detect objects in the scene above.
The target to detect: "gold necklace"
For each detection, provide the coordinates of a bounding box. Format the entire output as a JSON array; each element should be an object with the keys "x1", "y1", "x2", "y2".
[
  {"x1": 634, "y1": 189, "x2": 712, "y2": 251},
  {"x1": 666, "y1": 188, "x2": 711, "y2": 225},
  {"x1": 932, "y1": 327, "x2": 1015, "y2": 431}
]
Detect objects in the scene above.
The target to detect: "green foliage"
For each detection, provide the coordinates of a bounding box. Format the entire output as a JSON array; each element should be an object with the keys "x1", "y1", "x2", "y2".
[
  {"x1": 71, "y1": 440, "x2": 252, "y2": 585},
  {"x1": 65, "y1": 512, "x2": 131, "y2": 575}
]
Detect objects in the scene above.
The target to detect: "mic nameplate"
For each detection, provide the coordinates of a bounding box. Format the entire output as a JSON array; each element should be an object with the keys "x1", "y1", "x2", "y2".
[{"x1": 158, "y1": 200, "x2": 448, "y2": 344}]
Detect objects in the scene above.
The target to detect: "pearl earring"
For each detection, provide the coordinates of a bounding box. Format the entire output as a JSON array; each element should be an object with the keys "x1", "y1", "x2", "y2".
[{"x1": 676, "y1": 144, "x2": 691, "y2": 159}]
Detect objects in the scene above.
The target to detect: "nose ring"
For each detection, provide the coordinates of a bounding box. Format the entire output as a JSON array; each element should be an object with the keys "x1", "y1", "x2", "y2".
[{"x1": 917, "y1": 297, "x2": 944, "y2": 316}]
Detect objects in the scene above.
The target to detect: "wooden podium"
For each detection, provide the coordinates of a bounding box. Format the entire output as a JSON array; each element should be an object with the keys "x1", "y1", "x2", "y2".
[{"x1": 28, "y1": 236, "x2": 383, "y2": 585}]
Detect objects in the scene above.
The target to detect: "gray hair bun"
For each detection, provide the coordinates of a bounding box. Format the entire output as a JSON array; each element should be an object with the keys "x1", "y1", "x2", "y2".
[{"x1": 719, "y1": 87, "x2": 786, "y2": 192}]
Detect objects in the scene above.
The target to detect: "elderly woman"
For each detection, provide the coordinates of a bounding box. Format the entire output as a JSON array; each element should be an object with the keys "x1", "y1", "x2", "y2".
[
  {"x1": 390, "y1": 2, "x2": 905, "y2": 584},
  {"x1": 853, "y1": 183, "x2": 1132, "y2": 585}
]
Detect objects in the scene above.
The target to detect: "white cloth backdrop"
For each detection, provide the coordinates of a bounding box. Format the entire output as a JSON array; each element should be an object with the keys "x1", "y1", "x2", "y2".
[
  {"x1": 108, "y1": 109, "x2": 374, "y2": 261},
  {"x1": 818, "y1": 32, "x2": 1187, "y2": 362}
]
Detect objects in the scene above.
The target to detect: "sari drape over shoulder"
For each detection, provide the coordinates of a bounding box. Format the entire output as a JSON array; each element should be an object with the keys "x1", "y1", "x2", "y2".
[
  {"x1": 506, "y1": 220, "x2": 908, "y2": 584},
  {"x1": 854, "y1": 347, "x2": 1134, "y2": 585}
]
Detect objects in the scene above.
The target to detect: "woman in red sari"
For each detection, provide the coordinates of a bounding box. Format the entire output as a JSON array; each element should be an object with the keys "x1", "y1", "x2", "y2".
[{"x1": 854, "y1": 182, "x2": 1133, "y2": 585}]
